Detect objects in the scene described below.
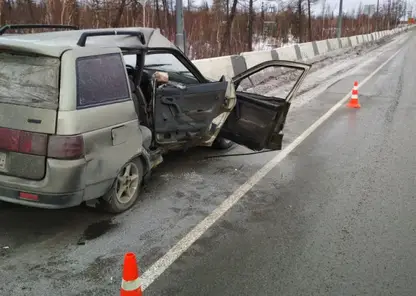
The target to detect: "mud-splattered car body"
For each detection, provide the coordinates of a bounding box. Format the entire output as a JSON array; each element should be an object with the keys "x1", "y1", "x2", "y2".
[{"x1": 0, "y1": 25, "x2": 311, "y2": 213}]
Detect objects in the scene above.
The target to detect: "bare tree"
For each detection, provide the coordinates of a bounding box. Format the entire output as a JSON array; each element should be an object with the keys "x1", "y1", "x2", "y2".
[
  {"x1": 387, "y1": 0, "x2": 391, "y2": 29},
  {"x1": 112, "y1": 0, "x2": 127, "y2": 27},
  {"x1": 247, "y1": 0, "x2": 254, "y2": 51},
  {"x1": 297, "y1": 0, "x2": 302, "y2": 42},
  {"x1": 0, "y1": 0, "x2": 395, "y2": 58},
  {"x1": 219, "y1": 0, "x2": 238, "y2": 55},
  {"x1": 307, "y1": 0, "x2": 312, "y2": 41}
]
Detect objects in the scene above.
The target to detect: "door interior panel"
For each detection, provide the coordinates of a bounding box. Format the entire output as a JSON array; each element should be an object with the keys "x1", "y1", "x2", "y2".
[
  {"x1": 154, "y1": 81, "x2": 227, "y2": 141},
  {"x1": 219, "y1": 91, "x2": 289, "y2": 151},
  {"x1": 224, "y1": 60, "x2": 310, "y2": 151}
]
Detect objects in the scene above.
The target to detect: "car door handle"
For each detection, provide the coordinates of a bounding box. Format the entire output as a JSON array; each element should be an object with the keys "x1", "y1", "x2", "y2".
[{"x1": 161, "y1": 97, "x2": 183, "y2": 114}]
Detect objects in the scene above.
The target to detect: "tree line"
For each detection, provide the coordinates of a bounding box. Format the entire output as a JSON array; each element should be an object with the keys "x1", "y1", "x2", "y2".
[{"x1": 0, "y1": 0, "x2": 408, "y2": 59}]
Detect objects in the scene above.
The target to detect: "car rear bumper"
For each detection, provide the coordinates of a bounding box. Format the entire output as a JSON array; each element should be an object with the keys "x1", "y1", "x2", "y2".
[
  {"x1": 0, "y1": 158, "x2": 87, "y2": 209},
  {"x1": 0, "y1": 158, "x2": 86, "y2": 190},
  {"x1": 0, "y1": 187, "x2": 84, "y2": 209}
]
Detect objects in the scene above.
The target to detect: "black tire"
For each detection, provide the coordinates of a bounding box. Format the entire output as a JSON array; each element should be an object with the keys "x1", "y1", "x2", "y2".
[
  {"x1": 211, "y1": 137, "x2": 234, "y2": 150},
  {"x1": 98, "y1": 158, "x2": 144, "y2": 214}
]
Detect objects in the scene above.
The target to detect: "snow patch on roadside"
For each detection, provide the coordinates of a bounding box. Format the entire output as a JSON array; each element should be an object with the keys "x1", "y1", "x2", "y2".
[
  {"x1": 252, "y1": 33, "x2": 298, "y2": 51},
  {"x1": 243, "y1": 32, "x2": 408, "y2": 110},
  {"x1": 290, "y1": 33, "x2": 409, "y2": 109}
]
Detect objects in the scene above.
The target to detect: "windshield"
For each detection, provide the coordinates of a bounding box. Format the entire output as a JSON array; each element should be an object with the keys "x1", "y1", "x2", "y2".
[
  {"x1": 144, "y1": 53, "x2": 189, "y2": 73},
  {"x1": 0, "y1": 52, "x2": 60, "y2": 109},
  {"x1": 123, "y1": 52, "x2": 199, "y2": 84}
]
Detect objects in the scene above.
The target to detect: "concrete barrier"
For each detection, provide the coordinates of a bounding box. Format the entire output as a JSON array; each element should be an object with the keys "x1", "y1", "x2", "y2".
[
  {"x1": 191, "y1": 25, "x2": 412, "y2": 79},
  {"x1": 314, "y1": 40, "x2": 329, "y2": 54},
  {"x1": 340, "y1": 37, "x2": 350, "y2": 48},
  {"x1": 193, "y1": 55, "x2": 237, "y2": 80},
  {"x1": 240, "y1": 50, "x2": 275, "y2": 68},
  {"x1": 297, "y1": 42, "x2": 317, "y2": 60},
  {"x1": 349, "y1": 36, "x2": 359, "y2": 47},
  {"x1": 275, "y1": 45, "x2": 299, "y2": 61},
  {"x1": 326, "y1": 38, "x2": 341, "y2": 51}
]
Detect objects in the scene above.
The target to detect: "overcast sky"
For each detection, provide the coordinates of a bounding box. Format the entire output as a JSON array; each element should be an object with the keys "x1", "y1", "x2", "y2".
[{"x1": 322, "y1": 0, "x2": 378, "y2": 12}]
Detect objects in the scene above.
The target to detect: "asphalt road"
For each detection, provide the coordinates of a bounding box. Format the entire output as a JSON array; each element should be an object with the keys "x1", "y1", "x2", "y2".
[
  {"x1": 0, "y1": 30, "x2": 414, "y2": 296},
  {"x1": 145, "y1": 33, "x2": 416, "y2": 295}
]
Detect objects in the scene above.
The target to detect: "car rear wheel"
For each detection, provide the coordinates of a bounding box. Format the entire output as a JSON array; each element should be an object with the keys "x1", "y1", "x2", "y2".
[{"x1": 99, "y1": 158, "x2": 144, "y2": 213}]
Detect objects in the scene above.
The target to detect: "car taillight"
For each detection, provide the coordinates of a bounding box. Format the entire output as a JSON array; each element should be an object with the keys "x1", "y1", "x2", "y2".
[
  {"x1": 47, "y1": 135, "x2": 85, "y2": 160},
  {"x1": 0, "y1": 127, "x2": 47, "y2": 155}
]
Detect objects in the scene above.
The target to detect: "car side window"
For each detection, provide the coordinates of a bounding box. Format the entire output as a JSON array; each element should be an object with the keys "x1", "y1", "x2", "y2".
[
  {"x1": 236, "y1": 65, "x2": 304, "y2": 100},
  {"x1": 76, "y1": 53, "x2": 130, "y2": 108},
  {"x1": 144, "y1": 53, "x2": 200, "y2": 85}
]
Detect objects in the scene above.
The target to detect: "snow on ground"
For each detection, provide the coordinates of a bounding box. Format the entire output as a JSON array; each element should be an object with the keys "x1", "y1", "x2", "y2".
[
  {"x1": 252, "y1": 33, "x2": 298, "y2": 51},
  {"x1": 187, "y1": 33, "x2": 298, "y2": 59},
  {"x1": 244, "y1": 32, "x2": 408, "y2": 110},
  {"x1": 287, "y1": 33, "x2": 408, "y2": 110}
]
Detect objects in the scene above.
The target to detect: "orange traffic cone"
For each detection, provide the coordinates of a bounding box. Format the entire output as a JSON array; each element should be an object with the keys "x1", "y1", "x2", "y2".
[
  {"x1": 120, "y1": 252, "x2": 143, "y2": 296},
  {"x1": 347, "y1": 81, "x2": 361, "y2": 108}
]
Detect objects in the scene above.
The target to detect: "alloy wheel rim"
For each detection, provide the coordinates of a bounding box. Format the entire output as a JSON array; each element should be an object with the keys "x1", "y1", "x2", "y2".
[{"x1": 115, "y1": 163, "x2": 140, "y2": 204}]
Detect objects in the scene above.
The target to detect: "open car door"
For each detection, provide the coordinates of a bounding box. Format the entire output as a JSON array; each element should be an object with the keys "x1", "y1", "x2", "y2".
[
  {"x1": 218, "y1": 60, "x2": 311, "y2": 151},
  {"x1": 153, "y1": 78, "x2": 233, "y2": 146}
]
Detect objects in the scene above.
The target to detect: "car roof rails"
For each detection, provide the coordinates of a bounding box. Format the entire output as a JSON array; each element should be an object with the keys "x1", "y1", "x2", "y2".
[
  {"x1": 76, "y1": 30, "x2": 146, "y2": 47},
  {"x1": 0, "y1": 24, "x2": 79, "y2": 35}
]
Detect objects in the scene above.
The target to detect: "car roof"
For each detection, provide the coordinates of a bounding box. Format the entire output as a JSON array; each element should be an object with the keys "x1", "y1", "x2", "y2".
[{"x1": 0, "y1": 27, "x2": 176, "y2": 57}]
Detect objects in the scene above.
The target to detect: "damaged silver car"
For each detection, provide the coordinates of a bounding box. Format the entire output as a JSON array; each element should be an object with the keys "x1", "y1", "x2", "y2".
[{"x1": 0, "y1": 24, "x2": 311, "y2": 213}]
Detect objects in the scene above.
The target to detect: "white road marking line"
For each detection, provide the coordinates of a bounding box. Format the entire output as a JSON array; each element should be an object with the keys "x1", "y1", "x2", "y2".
[{"x1": 141, "y1": 45, "x2": 405, "y2": 291}]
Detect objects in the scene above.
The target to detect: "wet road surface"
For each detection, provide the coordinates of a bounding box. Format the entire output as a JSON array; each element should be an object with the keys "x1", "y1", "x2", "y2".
[
  {"x1": 145, "y1": 32, "x2": 416, "y2": 295},
  {"x1": 0, "y1": 30, "x2": 414, "y2": 295}
]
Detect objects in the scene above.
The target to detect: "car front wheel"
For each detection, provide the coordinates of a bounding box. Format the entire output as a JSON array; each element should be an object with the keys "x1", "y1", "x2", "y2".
[
  {"x1": 211, "y1": 137, "x2": 234, "y2": 150},
  {"x1": 99, "y1": 158, "x2": 144, "y2": 213}
]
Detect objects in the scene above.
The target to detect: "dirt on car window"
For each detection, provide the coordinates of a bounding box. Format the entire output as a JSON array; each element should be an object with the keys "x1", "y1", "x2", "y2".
[{"x1": 0, "y1": 52, "x2": 60, "y2": 109}]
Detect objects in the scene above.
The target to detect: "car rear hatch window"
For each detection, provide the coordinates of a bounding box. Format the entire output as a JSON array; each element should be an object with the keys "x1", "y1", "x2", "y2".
[
  {"x1": 0, "y1": 52, "x2": 59, "y2": 109},
  {"x1": 0, "y1": 52, "x2": 60, "y2": 181}
]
